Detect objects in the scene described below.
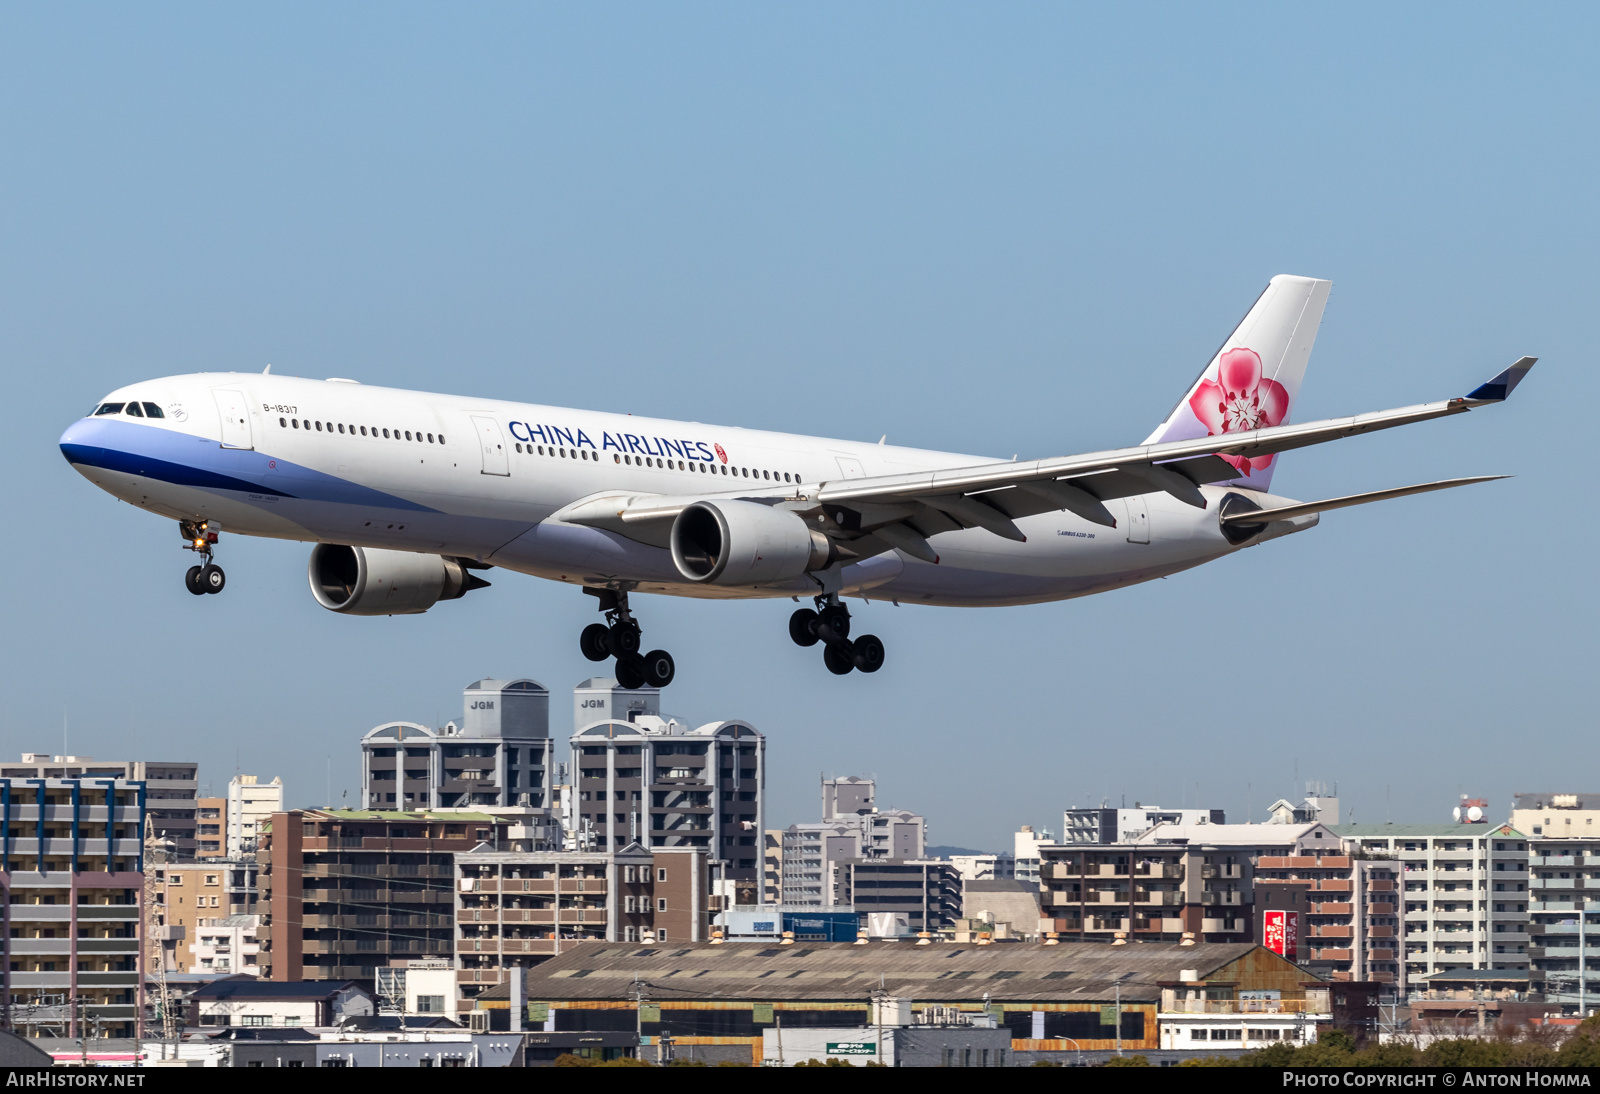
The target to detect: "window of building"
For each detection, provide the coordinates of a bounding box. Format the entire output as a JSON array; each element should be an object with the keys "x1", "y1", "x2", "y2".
[
  {"x1": 658, "y1": 898, "x2": 667, "y2": 912},
  {"x1": 658, "y1": 868, "x2": 667, "y2": 882}
]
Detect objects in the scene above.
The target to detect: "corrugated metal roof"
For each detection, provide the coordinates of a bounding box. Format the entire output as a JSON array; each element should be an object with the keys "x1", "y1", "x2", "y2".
[
  {"x1": 502, "y1": 940, "x2": 1270, "y2": 1004},
  {"x1": 1334, "y1": 823, "x2": 1526, "y2": 838}
]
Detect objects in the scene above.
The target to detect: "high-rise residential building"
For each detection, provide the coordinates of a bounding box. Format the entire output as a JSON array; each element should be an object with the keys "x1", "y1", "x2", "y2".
[
  {"x1": 228, "y1": 775, "x2": 283, "y2": 857},
  {"x1": 257, "y1": 808, "x2": 510, "y2": 983},
  {"x1": 1, "y1": 755, "x2": 198, "y2": 859},
  {"x1": 1337, "y1": 820, "x2": 1530, "y2": 992},
  {"x1": 1254, "y1": 848, "x2": 1402, "y2": 984},
  {"x1": 573, "y1": 677, "x2": 660, "y2": 733},
  {"x1": 570, "y1": 708, "x2": 764, "y2": 901},
  {"x1": 1508, "y1": 793, "x2": 1598, "y2": 1008},
  {"x1": 196, "y1": 796, "x2": 226, "y2": 857},
  {"x1": 1063, "y1": 804, "x2": 1225, "y2": 844},
  {"x1": 1, "y1": 777, "x2": 144, "y2": 1039},
  {"x1": 361, "y1": 679, "x2": 556, "y2": 812}
]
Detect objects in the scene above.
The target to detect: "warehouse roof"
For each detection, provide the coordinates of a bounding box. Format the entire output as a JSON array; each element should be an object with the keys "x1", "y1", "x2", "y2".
[{"x1": 492, "y1": 940, "x2": 1287, "y2": 1005}]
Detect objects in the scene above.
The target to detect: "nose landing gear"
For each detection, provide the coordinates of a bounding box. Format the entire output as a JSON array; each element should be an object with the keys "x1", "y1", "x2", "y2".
[
  {"x1": 581, "y1": 586, "x2": 675, "y2": 690},
  {"x1": 790, "y1": 596, "x2": 884, "y2": 675},
  {"x1": 180, "y1": 521, "x2": 225, "y2": 595}
]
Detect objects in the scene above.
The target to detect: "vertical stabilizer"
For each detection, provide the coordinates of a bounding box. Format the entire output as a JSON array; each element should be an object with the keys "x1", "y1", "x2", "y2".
[{"x1": 1143, "y1": 274, "x2": 1331, "y2": 490}]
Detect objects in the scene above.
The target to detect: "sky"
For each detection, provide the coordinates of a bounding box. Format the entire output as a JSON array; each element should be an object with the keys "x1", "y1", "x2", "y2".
[{"x1": 1, "y1": 4, "x2": 1595, "y2": 850}]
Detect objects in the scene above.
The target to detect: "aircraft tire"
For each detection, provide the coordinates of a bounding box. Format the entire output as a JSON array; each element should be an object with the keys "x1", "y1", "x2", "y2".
[
  {"x1": 185, "y1": 566, "x2": 207, "y2": 596},
  {"x1": 817, "y1": 605, "x2": 850, "y2": 642},
  {"x1": 610, "y1": 621, "x2": 642, "y2": 656},
  {"x1": 201, "y1": 564, "x2": 226, "y2": 594},
  {"x1": 788, "y1": 608, "x2": 820, "y2": 647},
  {"x1": 615, "y1": 654, "x2": 647, "y2": 690},
  {"x1": 580, "y1": 623, "x2": 613, "y2": 662},
  {"x1": 823, "y1": 641, "x2": 856, "y2": 676},
  {"x1": 852, "y1": 634, "x2": 885, "y2": 674},
  {"x1": 642, "y1": 649, "x2": 675, "y2": 689}
]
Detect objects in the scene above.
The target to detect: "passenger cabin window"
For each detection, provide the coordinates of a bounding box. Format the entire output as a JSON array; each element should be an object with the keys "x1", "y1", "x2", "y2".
[{"x1": 95, "y1": 403, "x2": 124, "y2": 415}]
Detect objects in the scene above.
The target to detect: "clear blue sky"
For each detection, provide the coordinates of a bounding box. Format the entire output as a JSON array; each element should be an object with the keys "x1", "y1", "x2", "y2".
[{"x1": 2, "y1": 4, "x2": 1592, "y2": 847}]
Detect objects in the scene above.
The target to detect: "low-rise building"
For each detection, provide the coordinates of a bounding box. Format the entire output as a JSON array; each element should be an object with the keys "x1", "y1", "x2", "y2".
[
  {"x1": 491, "y1": 938, "x2": 1321, "y2": 1066},
  {"x1": 190, "y1": 914, "x2": 262, "y2": 977},
  {"x1": 190, "y1": 977, "x2": 373, "y2": 1028},
  {"x1": 151, "y1": 861, "x2": 234, "y2": 974},
  {"x1": 949, "y1": 853, "x2": 1016, "y2": 882}
]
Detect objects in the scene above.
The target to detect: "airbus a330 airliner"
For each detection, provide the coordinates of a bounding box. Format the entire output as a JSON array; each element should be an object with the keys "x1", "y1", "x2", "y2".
[{"x1": 61, "y1": 275, "x2": 1532, "y2": 689}]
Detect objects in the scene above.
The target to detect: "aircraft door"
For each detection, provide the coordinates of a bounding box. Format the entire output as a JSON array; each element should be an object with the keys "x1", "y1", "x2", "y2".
[
  {"x1": 212, "y1": 388, "x2": 253, "y2": 450},
  {"x1": 1123, "y1": 495, "x2": 1150, "y2": 543},
  {"x1": 472, "y1": 415, "x2": 510, "y2": 476}
]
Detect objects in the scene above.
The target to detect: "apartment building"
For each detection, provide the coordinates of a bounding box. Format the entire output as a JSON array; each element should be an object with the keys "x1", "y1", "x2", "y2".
[
  {"x1": 774, "y1": 777, "x2": 926, "y2": 906},
  {"x1": 834, "y1": 859, "x2": 961, "y2": 935},
  {"x1": 1063, "y1": 804, "x2": 1225, "y2": 844},
  {"x1": 190, "y1": 914, "x2": 262, "y2": 977},
  {"x1": 454, "y1": 846, "x2": 709, "y2": 1000},
  {"x1": 1, "y1": 777, "x2": 144, "y2": 1039},
  {"x1": 150, "y1": 861, "x2": 233, "y2": 973},
  {"x1": 1, "y1": 755, "x2": 197, "y2": 859},
  {"x1": 1014, "y1": 825, "x2": 1054, "y2": 887},
  {"x1": 1253, "y1": 851, "x2": 1401, "y2": 983},
  {"x1": 197, "y1": 797, "x2": 225, "y2": 857},
  {"x1": 1037, "y1": 822, "x2": 1344, "y2": 944},
  {"x1": 361, "y1": 679, "x2": 557, "y2": 811},
  {"x1": 1337, "y1": 822, "x2": 1530, "y2": 992},
  {"x1": 570, "y1": 712, "x2": 763, "y2": 900},
  {"x1": 257, "y1": 809, "x2": 509, "y2": 983},
  {"x1": 227, "y1": 775, "x2": 283, "y2": 857},
  {"x1": 1508, "y1": 793, "x2": 1600, "y2": 1008}
]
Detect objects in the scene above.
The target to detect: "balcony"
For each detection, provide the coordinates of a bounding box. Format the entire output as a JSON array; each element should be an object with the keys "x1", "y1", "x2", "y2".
[
  {"x1": 1313, "y1": 902, "x2": 1354, "y2": 916},
  {"x1": 1134, "y1": 891, "x2": 1182, "y2": 906},
  {"x1": 1312, "y1": 948, "x2": 1355, "y2": 962},
  {"x1": 1532, "y1": 856, "x2": 1578, "y2": 868},
  {"x1": 1368, "y1": 880, "x2": 1396, "y2": 892},
  {"x1": 1201, "y1": 865, "x2": 1243, "y2": 880},
  {"x1": 1368, "y1": 926, "x2": 1396, "y2": 939},
  {"x1": 1310, "y1": 926, "x2": 1352, "y2": 939},
  {"x1": 1094, "y1": 890, "x2": 1128, "y2": 904},
  {"x1": 1201, "y1": 891, "x2": 1242, "y2": 906},
  {"x1": 1369, "y1": 949, "x2": 1399, "y2": 962},
  {"x1": 1533, "y1": 878, "x2": 1578, "y2": 890},
  {"x1": 1313, "y1": 880, "x2": 1353, "y2": 893},
  {"x1": 1134, "y1": 864, "x2": 1184, "y2": 879},
  {"x1": 1163, "y1": 998, "x2": 1325, "y2": 1015}
]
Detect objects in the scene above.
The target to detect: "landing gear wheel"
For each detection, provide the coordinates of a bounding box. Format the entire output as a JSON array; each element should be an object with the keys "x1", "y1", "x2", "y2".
[
  {"x1": 580, "y1": 623, "x2": 613, "y2": 662},
  {"x1": 823, "y1": 641, "x2": 856, "y2": 676},
  {"x1": 615, "y1": 654, "x2": 647, "y2": 690},
  {"x1": 789, "y1": 608, "x2": 820, "y2": 647},
  {"x1": 817, "y1": 604, "x2": 850, "y2": 642},
  {"x1": 185, "y1": 566, "x2": 206, "y2": 596},
  {"x1": 610, "y1": 621, "x2": 642, "y2": 656},
  {"x1": 642, "y1": 649, "x2": 676, "y2": 689},
  {"x1": 852, "y1": 634, "x2": 885, "y2": 673},
  {"x1": 200, "y1": 564, "x2": 226, "y2": 594}
]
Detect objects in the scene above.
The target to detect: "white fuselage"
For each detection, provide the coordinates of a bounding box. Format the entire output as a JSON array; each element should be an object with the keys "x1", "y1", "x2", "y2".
[{"x1": 61, "y1": 373, "x2": 1310, "y2": 607}]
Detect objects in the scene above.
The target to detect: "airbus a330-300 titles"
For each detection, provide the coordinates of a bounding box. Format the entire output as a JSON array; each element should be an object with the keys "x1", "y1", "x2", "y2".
[{"x1": 61, "y1": 275, "x2": 1534, "y2": 689}]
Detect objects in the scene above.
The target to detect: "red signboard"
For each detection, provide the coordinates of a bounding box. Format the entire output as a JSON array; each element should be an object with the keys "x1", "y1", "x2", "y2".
[{"x1": 1263, "y1": 909, "x2": 1299, "y2": 957}]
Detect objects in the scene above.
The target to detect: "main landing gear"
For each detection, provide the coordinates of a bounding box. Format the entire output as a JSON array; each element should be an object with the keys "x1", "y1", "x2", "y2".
[
  {"x1": 580, "y1": 586, "x2": 675, "y2": 690},
  {"x1": 179, "y1": 520, "x2": 226, "y2": 596},
  {"x1": 789, "y1": 596, "x2": 885, "y2": 676}
]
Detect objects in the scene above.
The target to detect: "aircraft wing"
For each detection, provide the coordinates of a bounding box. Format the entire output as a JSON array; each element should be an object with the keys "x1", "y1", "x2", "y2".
[
  {"x1": 811, "y1": 357, "x2": 1536, "y2": 546},
  {"x1": 553, "y1": 357, "x2": 1533, "y2": 556}
]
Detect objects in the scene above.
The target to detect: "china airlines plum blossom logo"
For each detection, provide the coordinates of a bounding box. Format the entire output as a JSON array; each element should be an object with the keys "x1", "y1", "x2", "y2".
[{"x1": 1188, "y1": 347, "x2": 1288, "y2": 476}]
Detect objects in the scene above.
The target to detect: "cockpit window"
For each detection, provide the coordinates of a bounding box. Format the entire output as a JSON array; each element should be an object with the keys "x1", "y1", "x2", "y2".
[
  {"x1": 95, "y1": 403, "x2": 125, "y2": 416},
  {"x1": 125, "y1": 402, "x2": 144, "y2": 417},
  {"x1": 142, "y1": 402, "x2": 165, "y2": 418}
]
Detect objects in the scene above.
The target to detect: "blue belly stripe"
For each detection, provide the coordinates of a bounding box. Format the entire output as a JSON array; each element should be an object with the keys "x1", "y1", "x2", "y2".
[{"x1": 62, "y1": 443, "x2": 298, "y2": 498}]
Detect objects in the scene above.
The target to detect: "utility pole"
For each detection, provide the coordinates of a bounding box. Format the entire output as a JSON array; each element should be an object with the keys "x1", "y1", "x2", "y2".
[
  {"x1": 142, "y1": 816, "x2": 176, "y2": 1045},
  {"x1": 1114, "y1": 983, "x2": 1122, "y2": 1058}
]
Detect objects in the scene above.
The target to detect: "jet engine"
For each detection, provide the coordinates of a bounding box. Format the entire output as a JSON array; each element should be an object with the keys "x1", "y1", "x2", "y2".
[
  {"x1": 308, "y1": 544, "x2": 490, "y2": 615},
  {"x1": 670, "y1": 500, "x2": 834, "y2": 586}
]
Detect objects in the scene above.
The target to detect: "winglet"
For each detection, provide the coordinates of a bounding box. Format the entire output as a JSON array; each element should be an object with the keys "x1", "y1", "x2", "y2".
[{"x1": 1465, "y1": 357, "x2": 1536, "y2": 403}]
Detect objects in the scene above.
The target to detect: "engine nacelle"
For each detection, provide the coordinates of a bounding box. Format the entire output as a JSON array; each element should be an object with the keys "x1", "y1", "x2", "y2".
[
  {"x1": 308, "y1": 544, "x2": 489, "y2": 615},
  {"x1": 670, "y1": 500, "x2": 833, "y2": 586}
]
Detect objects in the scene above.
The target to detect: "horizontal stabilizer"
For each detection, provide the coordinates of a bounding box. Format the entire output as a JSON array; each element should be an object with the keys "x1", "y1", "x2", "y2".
[
  {"x1": 1220, "y1": 476, "x2": 1509, "y2": 525},
  {"x1": 1466, "y1": 357, "x2": 1536, "y2": 403}
]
